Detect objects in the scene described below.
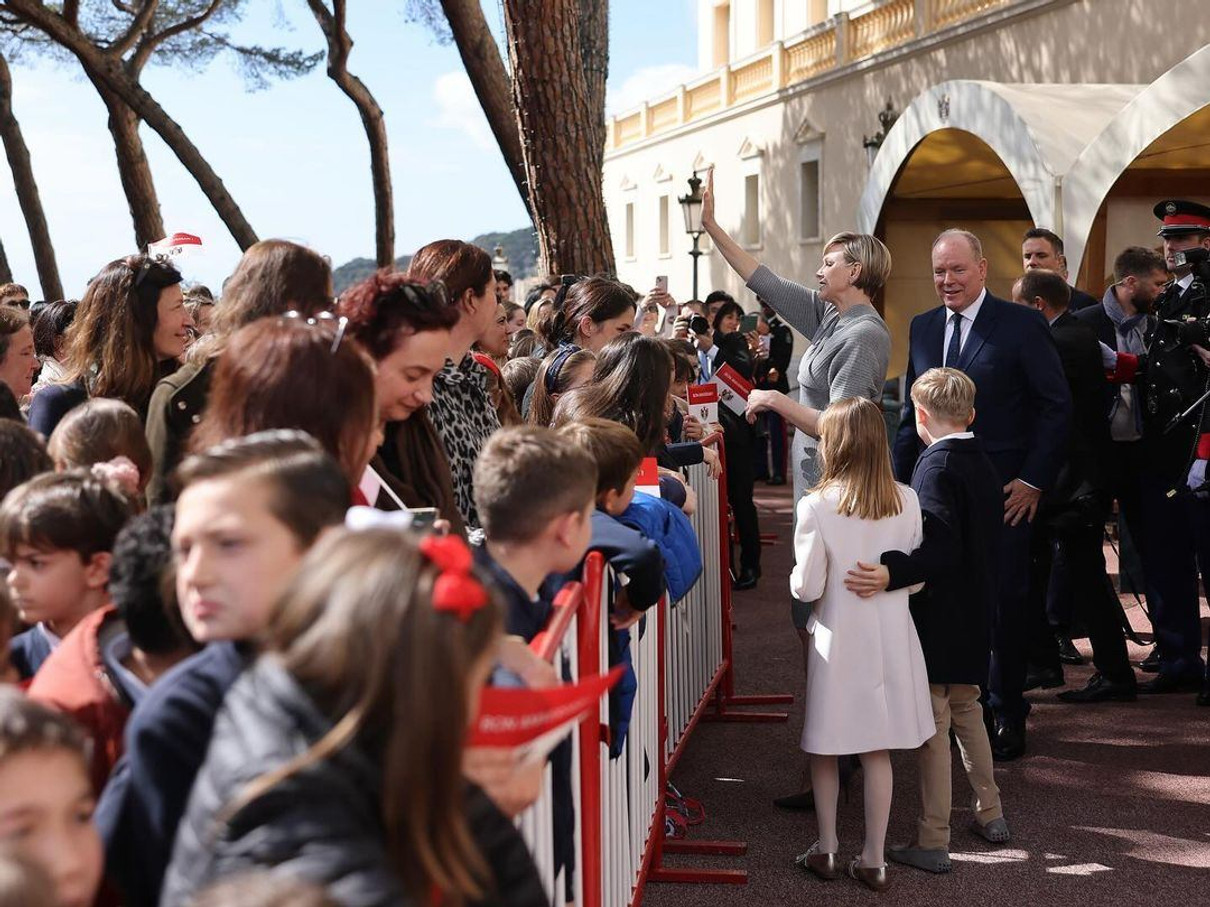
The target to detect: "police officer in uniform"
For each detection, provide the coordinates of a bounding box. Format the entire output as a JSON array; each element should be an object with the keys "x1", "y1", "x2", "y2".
[{"x1": 1108, "y1": 201, "x2": 1210, "y2": 704}]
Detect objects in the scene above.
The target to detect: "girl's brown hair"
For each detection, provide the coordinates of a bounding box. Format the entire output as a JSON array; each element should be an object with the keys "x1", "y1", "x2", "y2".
[
  {"x1": 191, "y1": 319, "x2": 377, "y2": 483},
  {"x1": 406, "y1": 240, "x2": 493, "y2": 309},
  {"x1": 239, "y1": 529, "x2": 502, "y2": 904},
  {"x1": 536, "y1": 276, "x2": 635, "y2": 349},
  {"x1": 60, "y1": 255, "x2": 183, "y2": 412},
  {"x1": 195, "y1": 240, "x2": 332, "y2": 362},
  {"x1": 814, "y1": 396, "x2": 902, "y2": 520},
  {"x1": 47, "y1": 399, "x2": 154, "y2": 492},
  {"x1": 0, "y1": 686, "x2": 89, "y2": 764},
  {"x1": 527, "y1": 348, "x2": 596, "y2": 428}
]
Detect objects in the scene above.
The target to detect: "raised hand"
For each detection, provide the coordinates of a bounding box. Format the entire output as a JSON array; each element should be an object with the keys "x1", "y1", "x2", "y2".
[{"x1": 701, "y1": 166, "x2": 716, "y2": 229}]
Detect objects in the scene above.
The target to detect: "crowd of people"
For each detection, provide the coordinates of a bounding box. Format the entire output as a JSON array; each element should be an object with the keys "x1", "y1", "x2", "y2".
[{"x1": 0, "y1": 181, "x2": 1205, "y2": 902}]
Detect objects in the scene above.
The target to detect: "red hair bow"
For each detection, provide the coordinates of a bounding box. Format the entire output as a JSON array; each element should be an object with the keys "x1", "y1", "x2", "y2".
[{"x1": 420, "y1": 535, "x2": 489, "y2": 622}]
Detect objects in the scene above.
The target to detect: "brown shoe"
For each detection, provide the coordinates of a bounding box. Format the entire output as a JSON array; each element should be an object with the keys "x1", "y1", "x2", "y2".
[
  {"x1": 794, "y1": 841, "x2": 838, "y2": 880},
  {"x1": 848, "y1": 858, "x2": 890, "y2": 891}
]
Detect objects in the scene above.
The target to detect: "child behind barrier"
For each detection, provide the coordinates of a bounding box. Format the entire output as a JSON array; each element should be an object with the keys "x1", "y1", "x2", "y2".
[{"x1": 473, "y1": 425, "x2": 598, "y2": 904}]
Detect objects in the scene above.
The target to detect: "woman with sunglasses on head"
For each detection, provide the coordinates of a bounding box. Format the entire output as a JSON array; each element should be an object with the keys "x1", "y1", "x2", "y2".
[
  {"x1": 27, "y1": 255, "x2": 193, "y2": 439},
  {"x1": 337, "y1": 272, "x2": 467, "y2": 529},
  {"x1": 144, "y1": 239, "x2": 333, "y2": 504}
]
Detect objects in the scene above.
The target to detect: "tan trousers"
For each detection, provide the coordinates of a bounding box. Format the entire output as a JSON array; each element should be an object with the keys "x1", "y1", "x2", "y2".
[{"x1": 917, "y1": 683, "x2": 1003, "y2": 849}]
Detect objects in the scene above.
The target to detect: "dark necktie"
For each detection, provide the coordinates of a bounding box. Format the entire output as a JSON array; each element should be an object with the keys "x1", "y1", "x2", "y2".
[{"x1": 946, "y1": 311, "x2": 963, "y2": 367}]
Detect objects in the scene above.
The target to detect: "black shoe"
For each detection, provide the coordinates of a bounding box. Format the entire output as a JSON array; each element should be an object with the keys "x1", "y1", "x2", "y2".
[
  {"x1": 1056, "y1": 673, "x2": 1137, "y2": 703},
  {"x1": 991, "y1": 719, "x2": 1026, "y2": 762},
  {"x1": 1056, "y1": 635, "x2": 1085, "y2": 666},
  {"x1": 1138, "y1": 647, "x2": 1161, "y2": 673},
  {"x1": 767, "y1": 475, "x2": 786, "y2": 486},
  {"x1": 1197, "y1": 683, "x2": 1210, "y2": 707},
  {"x1": 1023, "y1": 666, "x2": 1064, "y2": 691},
  {"x1": 733, "y1": 568, "x2": 760, "y2": 591},
  {"x1": 1137, "y1": 672, "x2": 1201, "y2": 694}
]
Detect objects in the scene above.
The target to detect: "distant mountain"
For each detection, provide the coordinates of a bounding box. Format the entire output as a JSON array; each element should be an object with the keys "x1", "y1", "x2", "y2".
[{"x1": 332, "y1": 226, "x2": 539, "y2": 294}]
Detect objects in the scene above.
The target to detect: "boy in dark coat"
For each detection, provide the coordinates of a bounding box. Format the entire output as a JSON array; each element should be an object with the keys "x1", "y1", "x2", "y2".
[{"x1": 845, "y1": 367, "x2": 1009, "y2": 873}]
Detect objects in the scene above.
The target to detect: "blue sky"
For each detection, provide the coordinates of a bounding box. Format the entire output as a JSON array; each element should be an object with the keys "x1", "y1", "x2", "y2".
[{"x1": 0, "y1": 0, "x2": 699, "y2": 298}]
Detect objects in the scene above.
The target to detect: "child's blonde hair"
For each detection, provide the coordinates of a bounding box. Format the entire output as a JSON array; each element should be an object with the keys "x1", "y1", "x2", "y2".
[
  {"x1": 815, "y1": 396, "x2": 902, "y2": 520},
  {"x1": 910, "y1": 367, "x2": 976, "y2": 426}
]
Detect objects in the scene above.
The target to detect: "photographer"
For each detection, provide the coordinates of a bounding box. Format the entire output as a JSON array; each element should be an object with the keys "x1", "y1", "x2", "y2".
[{"x1": 1105, "y1": 200, "x2": 1210, "y2": 703}]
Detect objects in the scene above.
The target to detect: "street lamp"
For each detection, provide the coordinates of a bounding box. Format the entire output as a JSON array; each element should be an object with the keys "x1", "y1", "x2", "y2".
[{"x1": 679, "y1": 173, "x2": 705, "y2": 301}]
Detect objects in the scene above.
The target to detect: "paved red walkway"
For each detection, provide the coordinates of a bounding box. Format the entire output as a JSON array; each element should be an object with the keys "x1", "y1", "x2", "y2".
[{"x1": 645, "y1": 484, "x2": 1210, "y2": 905}]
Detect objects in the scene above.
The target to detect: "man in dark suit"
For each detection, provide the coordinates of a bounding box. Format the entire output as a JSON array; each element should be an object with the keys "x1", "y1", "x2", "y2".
[
  {"x1": 754, "y1": 298, "x2": 792, "y2": 485},
  {"x1": 1022, "y1": 228, "x2": 1100, "y2": 311},
  {"x1": 893, "y1": 229, "x2": 1071, "y2": 760},
  {"x1": 1075, "y1": 246, "x2": 1167, "y2": 673},
  {"x1": 1012, "y1": 269, "x2": 1136, "y2": 702}
]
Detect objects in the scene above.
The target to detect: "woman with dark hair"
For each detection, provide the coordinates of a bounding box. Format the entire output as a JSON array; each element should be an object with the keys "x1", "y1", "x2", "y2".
[
  {"x1": 29, "y1": 299, "x2": 77, "y2": 400},
  {"x1": 27, "y1": 255, "x2": 193, "y2": 438},
  {"x1": 336, "y1": 270, "x2": 464, "y2": 531},
  {"x1": 144, "y1": 239, "x2": 333, "y2": 503},
  {"x1": 536, "y1": 276, "x2": 636, "y2": 355},
  {"x1": 191, "y1": 317, "x2": 378, "y2": 492},
  {"x1": 406, "y1": 239, "x2": 503, "y2": 529}
]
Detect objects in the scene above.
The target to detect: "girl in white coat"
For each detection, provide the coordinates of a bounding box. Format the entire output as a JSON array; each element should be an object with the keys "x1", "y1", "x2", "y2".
[{"x1": 790, "y1": 396, "x2": 933, "y2": 891}]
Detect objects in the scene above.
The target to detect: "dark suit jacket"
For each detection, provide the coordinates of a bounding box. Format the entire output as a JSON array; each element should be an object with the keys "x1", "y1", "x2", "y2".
[
  {"x1": 883, "y1": 437, "x2": 1003, "y2": 685},
  {"x1": 1068, "y1": 285, "x2": 1100, "y2": 312},
  {"x1": 892, "y1": 292, "x2": 1072, "y2": 488},
  {"x1": 1047, "y1": 311, "x2": 1111, "y2": 512},
  {"x1": 1074, "y1": 293, "x2": 1156, "y2": 421}
]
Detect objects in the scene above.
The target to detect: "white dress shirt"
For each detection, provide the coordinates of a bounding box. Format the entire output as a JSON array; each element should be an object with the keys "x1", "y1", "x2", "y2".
[{"x1": 942, "y1": 288, "x2": 987, "y2": 365}]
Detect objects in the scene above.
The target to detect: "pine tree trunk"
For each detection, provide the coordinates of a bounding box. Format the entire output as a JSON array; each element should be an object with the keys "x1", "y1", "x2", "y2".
[
  {"x1": 503, "y1": 0, "x2": 614, "y2": 276},
  {"x1": 440, "y1": 0, "x2": 529, "y2": 209},
  {"x1": 0, "y1": 236, "x2": 12, "y2": 284},
  {"x1": 305, "y1": 0, "x2": 394, "y2": 268},
  {"x1": 91, "y1": 75, "x2": 165, "y2": 249},
  {"x1": 0, "y1": 53, "x2": 64, "y2": 300}
]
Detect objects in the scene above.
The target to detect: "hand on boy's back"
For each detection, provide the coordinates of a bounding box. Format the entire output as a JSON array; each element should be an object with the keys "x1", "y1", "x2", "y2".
[
  {"x1": 843, "y1": 561, "x2": 890, "y2": 598},
  {"x1": 1002, "y1": 479, "x2": 1040, "y2": 526}
]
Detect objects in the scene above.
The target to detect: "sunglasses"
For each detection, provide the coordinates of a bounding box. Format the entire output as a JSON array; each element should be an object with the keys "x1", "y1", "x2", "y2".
[{"x1": 282, "y1": 309, "x2": 349, "y2": 354}]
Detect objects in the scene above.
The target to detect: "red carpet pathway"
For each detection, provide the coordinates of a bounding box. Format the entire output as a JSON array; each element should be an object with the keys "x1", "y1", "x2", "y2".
[{"x1": 644, "y1": 483, "x2": 1210, "y2": 906}]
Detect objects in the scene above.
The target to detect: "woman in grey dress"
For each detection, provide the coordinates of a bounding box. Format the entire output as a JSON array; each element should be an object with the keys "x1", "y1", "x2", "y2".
[{"x1": 700, "y1": 167, "x2": 893, "y2": 807}]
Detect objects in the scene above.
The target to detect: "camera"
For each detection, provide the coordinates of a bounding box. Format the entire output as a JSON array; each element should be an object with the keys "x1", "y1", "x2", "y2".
[
  {"x1": 689, "y1": 315, "x2": 710, "y2": 336},
  {"x1": 1172, "y1": 247, "x2": 1210, "y2": 285}
]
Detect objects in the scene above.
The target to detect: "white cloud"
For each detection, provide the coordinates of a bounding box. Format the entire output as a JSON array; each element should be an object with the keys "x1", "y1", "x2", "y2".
[
  {"x1": 606, "y1": 63, "x2": 699, "y2": 116},
  {"x1": 430, "y1": 70, "x2": 496, "y2": 151}
]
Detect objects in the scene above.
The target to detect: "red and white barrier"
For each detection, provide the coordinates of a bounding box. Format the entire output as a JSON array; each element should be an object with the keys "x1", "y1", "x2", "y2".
[{"x1": 515, "y1": 433, "x2": 792, "y2": 906}]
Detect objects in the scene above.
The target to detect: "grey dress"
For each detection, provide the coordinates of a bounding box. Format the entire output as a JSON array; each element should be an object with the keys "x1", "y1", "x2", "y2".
[{"x1": 747, "y1": 265, "x2": 892, "y2": 502}]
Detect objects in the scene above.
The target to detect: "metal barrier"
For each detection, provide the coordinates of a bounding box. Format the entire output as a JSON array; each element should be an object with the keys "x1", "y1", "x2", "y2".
[{"x1": 514, "y1": 433, "x2": 793, "y2": 906}]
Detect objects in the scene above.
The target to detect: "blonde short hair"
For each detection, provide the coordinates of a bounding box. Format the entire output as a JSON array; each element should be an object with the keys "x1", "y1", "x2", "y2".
[
  {"x1": 825, "y1": 232, "x2": 892, "y2": 296},
  {"x1": 911, "y1": 367, "x2": 976, "y2": 425}
]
